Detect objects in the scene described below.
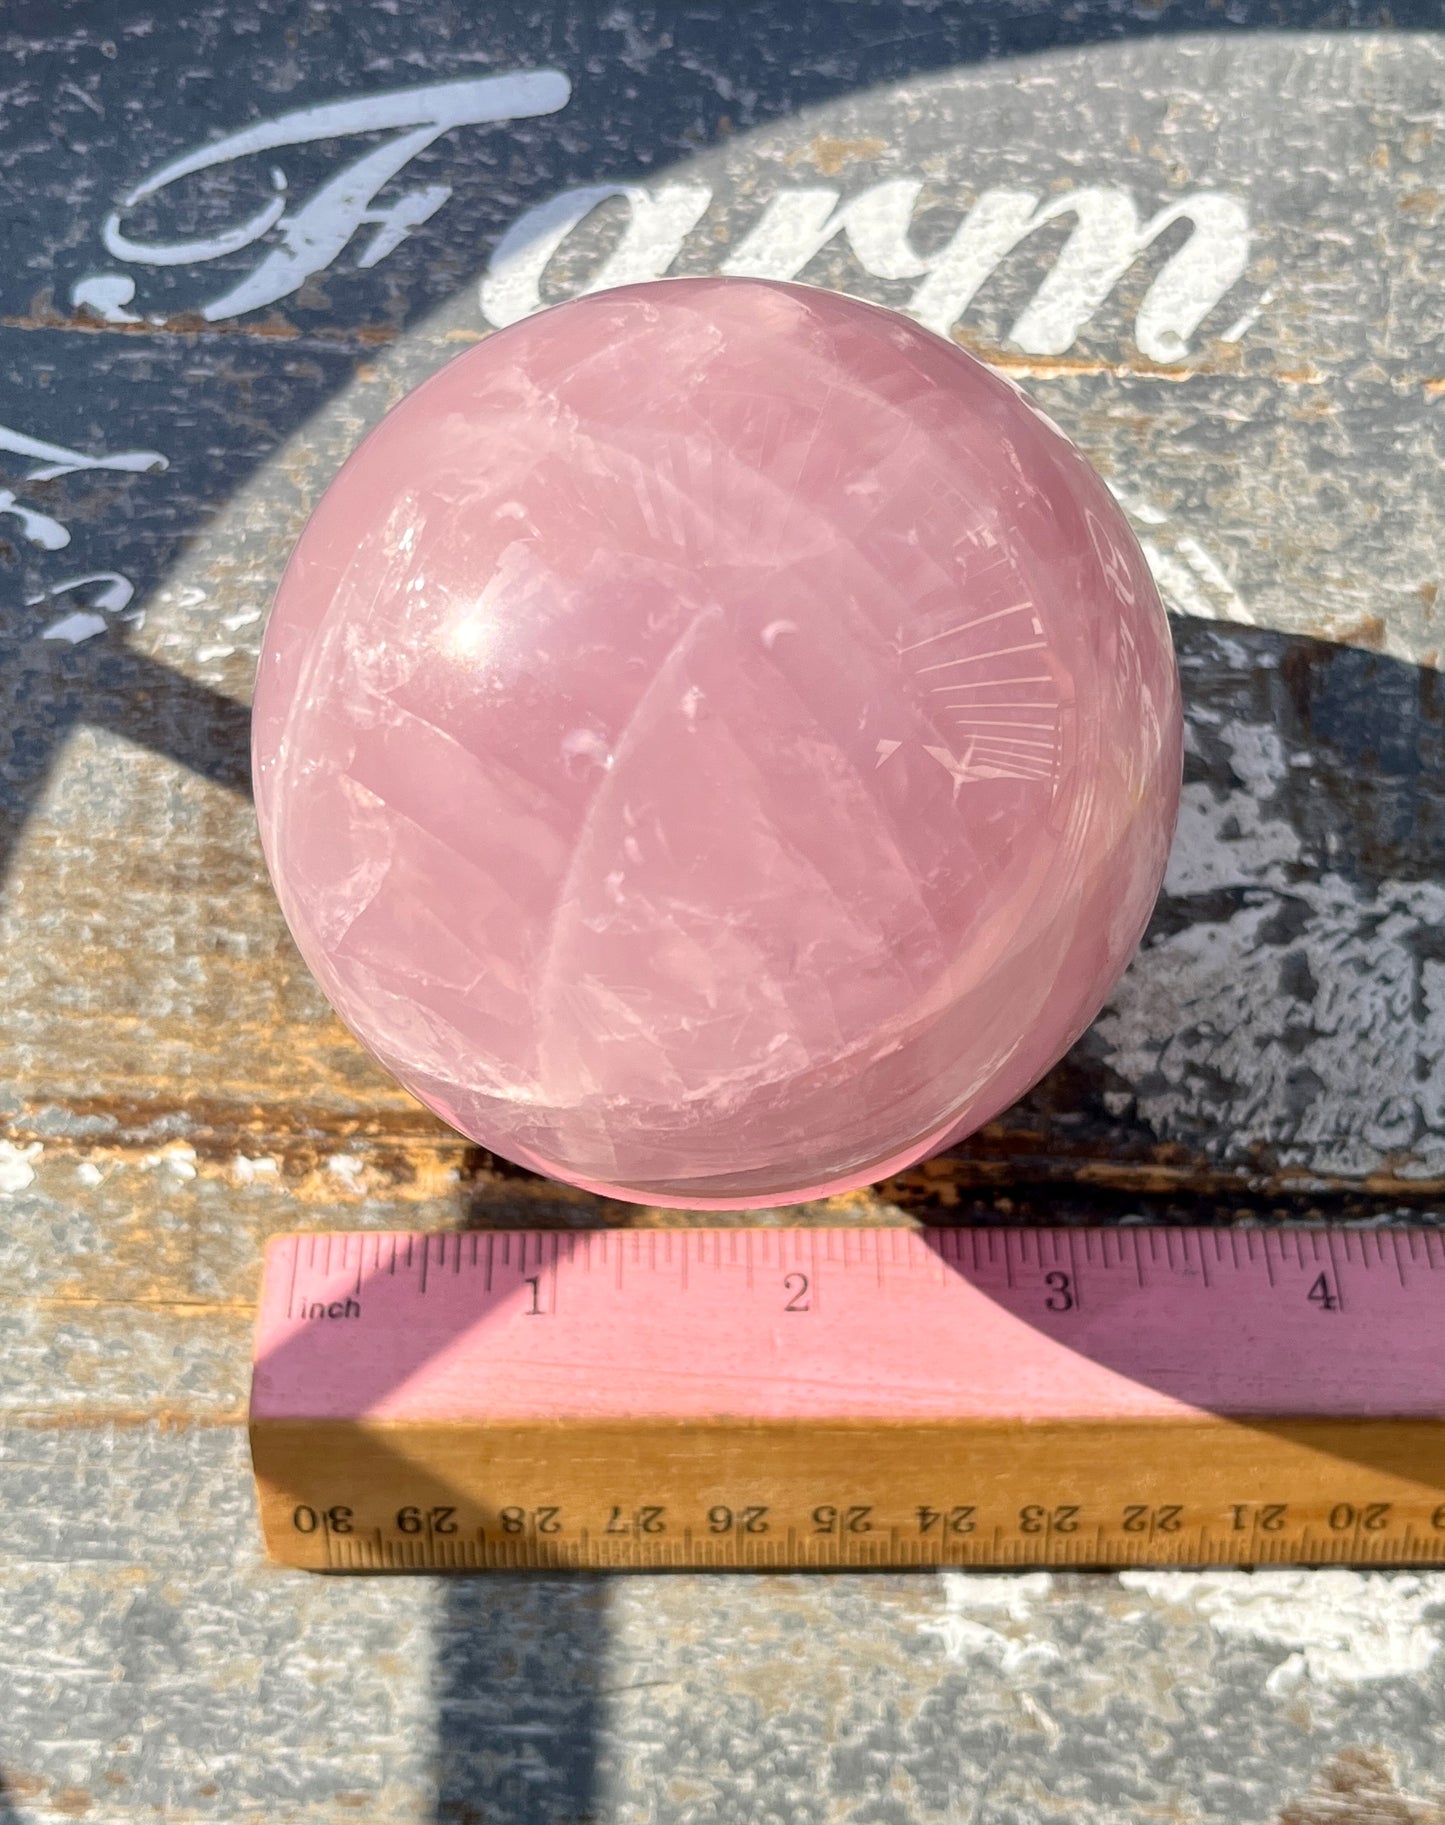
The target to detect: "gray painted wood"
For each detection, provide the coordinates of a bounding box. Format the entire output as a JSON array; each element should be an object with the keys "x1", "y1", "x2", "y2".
[{"x1": 1, "y1": 4, "x2": 1444, "y2": 1820}]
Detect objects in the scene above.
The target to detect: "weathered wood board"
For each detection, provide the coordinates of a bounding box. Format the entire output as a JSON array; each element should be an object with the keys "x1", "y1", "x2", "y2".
[{"x1": 1, "y1": 2, "x2": 1444, "y2": 1821}]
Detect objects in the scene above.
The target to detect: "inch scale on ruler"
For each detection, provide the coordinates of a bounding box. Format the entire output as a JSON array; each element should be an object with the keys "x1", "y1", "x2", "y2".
[{"x1": 250, "y1": 1227, "x2": 1445, "y2": 1571}]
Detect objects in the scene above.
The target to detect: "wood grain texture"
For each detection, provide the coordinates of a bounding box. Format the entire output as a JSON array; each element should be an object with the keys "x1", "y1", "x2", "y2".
[
  {"x1": 1, "y1": 3, "x2": 1444, "y2": 1821},
  {"x1": 4, "y1": 27, "x2": 1443, "y2": 1209}
]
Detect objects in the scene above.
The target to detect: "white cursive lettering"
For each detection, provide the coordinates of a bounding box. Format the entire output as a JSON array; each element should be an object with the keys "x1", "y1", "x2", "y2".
[
  {"x1": 481, "y1": 182, "x2": 711, "y2": 327},
  {"x1": 85, "y1": 71, "x2": 571, "y2": 322},
  {"x1": 482, "y1": 177, "x2": 1251, "y2": 364}
]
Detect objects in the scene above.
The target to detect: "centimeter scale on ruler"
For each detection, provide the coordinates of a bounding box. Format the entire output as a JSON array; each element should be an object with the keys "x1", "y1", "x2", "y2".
[{"x1": 250, "y1": 1226, "x2": 1445, "y2": 1571}]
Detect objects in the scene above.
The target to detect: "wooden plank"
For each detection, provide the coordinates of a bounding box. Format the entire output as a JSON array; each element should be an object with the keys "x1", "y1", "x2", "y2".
[
  {"x1": 2, "y1": 28, "x2": 1442, "y2": 1209},
  {"x1": 0, "y1": 6, "x2": 1442, "y2": 1820}
]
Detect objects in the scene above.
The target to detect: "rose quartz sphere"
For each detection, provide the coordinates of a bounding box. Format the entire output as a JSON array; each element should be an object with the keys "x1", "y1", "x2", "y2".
[{"x1": 253, "y1": 278, "x2": 1181, "y2": 1208}]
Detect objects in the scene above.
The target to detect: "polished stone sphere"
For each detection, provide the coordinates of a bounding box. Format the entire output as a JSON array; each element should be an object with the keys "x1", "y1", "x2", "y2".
[{"x1": 253, "y1": 277, "x2": 1181, "y2": 1208}]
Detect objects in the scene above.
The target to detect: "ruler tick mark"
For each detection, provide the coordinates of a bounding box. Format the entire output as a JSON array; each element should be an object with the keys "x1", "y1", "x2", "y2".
[
  {"x1": 1065, "y1": 1230, "x2": 1082, "y2": 1312},
  {"x1": 1325, "y1": 1229, "x2": 1346, "y2": 1313}
]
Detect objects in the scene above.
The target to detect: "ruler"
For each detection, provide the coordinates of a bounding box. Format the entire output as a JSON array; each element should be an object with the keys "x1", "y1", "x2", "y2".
[{"x1": 251, "y1": 1227, "x2": 1445, "y2": 1571}]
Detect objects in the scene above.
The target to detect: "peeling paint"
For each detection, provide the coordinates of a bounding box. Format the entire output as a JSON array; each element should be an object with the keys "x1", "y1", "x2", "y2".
[
  {"x1": 1119, "y1": 1570, "x2": 1443, "y2": 1690},
  {"x1": 0, "y1": 1140, "x2": 42, "y2": 1194},
  {"x1": 1095, "y1": 707, "x2": 1445, "y2": 1180},
  {"x1": 918, "y1": 1571, "x2": 1061, "y2": 1671},
  {"x1": 230, "y1": 1155, "x2": 281, "y2": 1185}
]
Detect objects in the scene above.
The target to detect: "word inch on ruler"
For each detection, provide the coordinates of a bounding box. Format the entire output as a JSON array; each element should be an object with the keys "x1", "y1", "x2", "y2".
[{"x1": 250, "y1": 1228, "x2": 1445, "y2": 1571}]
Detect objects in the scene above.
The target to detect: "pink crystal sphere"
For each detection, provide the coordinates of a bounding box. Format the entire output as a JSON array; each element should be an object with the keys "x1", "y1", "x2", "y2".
[{"x1": 253, "y1": 278, "x2": 1181, "y2": 1208}]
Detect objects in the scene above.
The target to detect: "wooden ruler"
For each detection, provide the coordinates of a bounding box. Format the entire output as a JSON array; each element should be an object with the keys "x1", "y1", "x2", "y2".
[{"x1": 251, "y1": 1227, "x2": 1445, "y2": 1570}]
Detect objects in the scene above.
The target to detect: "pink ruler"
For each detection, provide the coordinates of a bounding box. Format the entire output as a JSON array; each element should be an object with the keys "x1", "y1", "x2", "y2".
[{"x1": 252, "y1": 1225, "x2": 1445, "y2": 1424}]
